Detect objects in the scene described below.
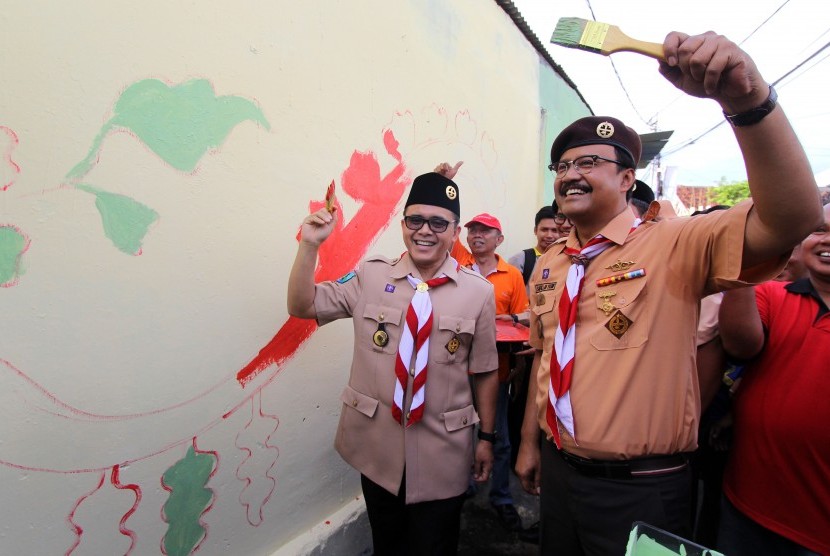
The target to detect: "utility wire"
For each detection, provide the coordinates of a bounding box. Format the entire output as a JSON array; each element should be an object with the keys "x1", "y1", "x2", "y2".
[
  {"x1": 661, "y1": 38, "x2": 830, "y2": 158},
  {"x1": 648, "y1": 0, "x2": 792, "y2": 122},
  {"x1": 738, "y1": 0, "x2": 790, "y2": 45},
  {"x1": 584, "y1": 0, "x2": 653, "y2": 127}
]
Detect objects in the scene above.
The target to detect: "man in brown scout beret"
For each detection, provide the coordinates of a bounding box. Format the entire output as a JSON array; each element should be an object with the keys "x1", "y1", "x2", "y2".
[
  {"x1": 514, "y1": 30, "x2": 823, "y2": 554},
  {"x1": 287, "y1": 171, "x2": 498, "y2": 555}
]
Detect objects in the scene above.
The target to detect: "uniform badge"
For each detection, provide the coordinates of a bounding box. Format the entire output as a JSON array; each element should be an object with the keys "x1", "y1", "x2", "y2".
[
  {"x1": 605, "y1": 259, "x2": 636, "y2": 272},
  {"x1": 534, "y1": 282, "x2": 556, "y2": 293},
  {"x1": 596, "y1": 268, "x2": 646, "y2": 288},
  {"x1": 605, "y1": 310, "x2": 633, "y2": 339},
  {"x1": 384, "y1": 283, "x2": 395, "y2": 293},
  {"x1": 596, "y1": 121, "x2": 615, "y2": 138},
  {"x1": 373, "y1": 321, "x2": 389, "y2": 347},
  {"x1": 598, "y1": 291, "x2": 617, "y2": 316},
  {"x1": 336, "y1": 270, "x2": 356, "y2": 284},
  {"x1": 445, "y1": 185, "x2": 457, "y2": 200},
  {"x1": 446, "y1": 336, "x2": 460, "y2": 354},
  {"x1": 542, "y1": 268, "x2": 550, "y2": 279}
]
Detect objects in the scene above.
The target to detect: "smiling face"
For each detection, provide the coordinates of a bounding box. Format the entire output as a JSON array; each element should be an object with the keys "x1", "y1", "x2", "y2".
[
  {"x1": 801, "y1": 203, "x2": 830, "y2": 283},
  {"x1": 401, "y1": 204, "x2": 460, "y2": 279},
  {"x1": 465, "y1": 223, "x2": 503, "y2": 257},
  {"x1": 535, "y1": 217, "x2": 559, "y2": 251},
  {"x1": 554, "y1": 144, "x2": 634, "y2": 237}
]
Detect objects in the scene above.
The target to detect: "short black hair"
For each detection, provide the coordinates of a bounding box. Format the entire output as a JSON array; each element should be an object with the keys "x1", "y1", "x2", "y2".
[
  {"x1": 614, "y1": 146, "x2": 636, "y2": 171},
  {"x1": 534, "y1": 206, "x2": 557, "y2": 227},
  {"x1": 691, "y1": 204, "x2": 729, "y2": 216}
]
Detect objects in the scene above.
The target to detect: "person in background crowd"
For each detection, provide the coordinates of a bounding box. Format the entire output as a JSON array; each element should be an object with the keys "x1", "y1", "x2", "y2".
[
  {"x1": 439, "y1": 191, "x2": 529, "y2": 533},
  {"x1": 551, "y1": 200, "x2": 573, "y2": 239},
  {"x1": 628, "y1": 179, "x2": 656, "y2": 218},
  {"x1": 508, "y1": 206, "x2": 559, "y2": 291},
  {"x1": 287, "y1": 171, "x2": 499, "y2": 555},
  {"x1": 716, "y1": 202, "x2": 830, "y2": 556},
  {"x1": 515, "y1": 29, "x2": 823, "y2": 554}
]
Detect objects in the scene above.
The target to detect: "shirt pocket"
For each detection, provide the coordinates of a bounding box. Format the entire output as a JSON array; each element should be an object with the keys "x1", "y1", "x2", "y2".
[
  {"x1": 531, "y1": 287, "x2": 559, "y2": 342},
  {"x1": 590, "y1": 276, "x2": 649, "y2": 350},
  {"x1": 441, "y1": 404, "x2": 480, "y2": 432},
  {"x1": 435, "y1": 315, "x2": 476, "y2": 364},
  {"x1": 360, "y1": 303, "x2": 403, "y2": 354},
  {"x1": 340, "y1": 384, "x2": 379, "y2": 418}
]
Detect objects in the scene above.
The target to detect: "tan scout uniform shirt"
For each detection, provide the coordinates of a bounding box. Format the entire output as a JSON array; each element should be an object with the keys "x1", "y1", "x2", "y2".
[
  {"x1": 528, "y1": 201, "x2": 783, "y2": 460},
  {"x1": 314, "y1": 253, "x2": 498, "y2": 503}
]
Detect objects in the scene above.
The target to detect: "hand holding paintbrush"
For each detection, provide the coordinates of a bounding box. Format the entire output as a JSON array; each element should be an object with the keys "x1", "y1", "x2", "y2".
[{"x1": 550, "y1": 20, "x2": 768, "y2": 113}]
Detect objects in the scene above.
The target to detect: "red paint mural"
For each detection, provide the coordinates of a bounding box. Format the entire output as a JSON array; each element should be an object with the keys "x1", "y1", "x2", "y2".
[{"x1": 236, "y1": 129, "x2": 409, "y2": 386}]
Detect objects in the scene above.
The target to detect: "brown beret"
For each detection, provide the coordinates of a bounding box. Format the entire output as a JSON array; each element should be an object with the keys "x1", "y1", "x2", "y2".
[
  {"x1": 404, "y1": 172, "x2": 460, "y2": 217},
  {"x1": 550, "y1": 116, "x2": 641, "y2": 167}
]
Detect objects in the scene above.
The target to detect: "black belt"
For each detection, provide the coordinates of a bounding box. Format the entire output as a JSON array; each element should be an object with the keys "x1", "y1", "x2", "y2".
[{"x1": 556, "y1": 447, "x2": 689, "y2": 479}]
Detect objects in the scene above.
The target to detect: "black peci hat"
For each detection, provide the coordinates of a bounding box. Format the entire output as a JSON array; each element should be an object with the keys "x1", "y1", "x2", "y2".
[{"x1": 405, "y1": 172, "x2": 460, "y2": 217}]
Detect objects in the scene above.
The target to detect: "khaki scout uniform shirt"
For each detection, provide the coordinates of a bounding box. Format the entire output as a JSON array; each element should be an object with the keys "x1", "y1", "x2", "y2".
[
  {"x1": 528, "y1": 201, "x2": 783, "y2": 460},
  {"x1": 314, "y1": 253, "x2": 498, "y2": 503}
]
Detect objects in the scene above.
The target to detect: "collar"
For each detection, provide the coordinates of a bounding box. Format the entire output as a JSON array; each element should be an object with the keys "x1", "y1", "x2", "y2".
[
  {"x1": 390, "y1": 252, "x2": 460, "y2": 283},
  {"x1": 561, "y1": 208, "x2": 638, "y2": 253},
  {"x1": 533, "y1": 246, "x2": 544, "y2": 257},
  {"x1": 471, "y1": 253, "x2": 508, "y2": 277},
  {"x1": 785, "y1": 277, "x2": 829, "y2": 318}
]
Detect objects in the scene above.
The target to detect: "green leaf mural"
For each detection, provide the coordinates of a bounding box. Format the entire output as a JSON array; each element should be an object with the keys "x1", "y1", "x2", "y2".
[
  {"x1": 0, "y1": 226, "x2": 28, "y2": 285},
  {"x1": 76, "y1": 184, "x2": 159, "y2": 255},
  {"x1": 162, "y1": 446, "x2": 216, "y2": 556},
  {"x1": 64, "y1": 78, "x2": 269, "y2": 254},
  {"x1": 68, "y1": 78, "x2": 270, "y2": 178}
]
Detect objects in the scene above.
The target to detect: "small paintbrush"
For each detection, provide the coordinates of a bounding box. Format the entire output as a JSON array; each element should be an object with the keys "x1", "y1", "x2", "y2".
[
  {"x1": 550, "y1": 17, "x2": 665, "y2": 60},
  {"x1": 324, "y1": 180, "x2": 337, "y2": 213}
]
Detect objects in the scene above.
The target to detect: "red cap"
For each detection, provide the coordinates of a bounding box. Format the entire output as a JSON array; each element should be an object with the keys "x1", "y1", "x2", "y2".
[{"x1": 464, "y1": 213, "x2": 502, "y2": 233}]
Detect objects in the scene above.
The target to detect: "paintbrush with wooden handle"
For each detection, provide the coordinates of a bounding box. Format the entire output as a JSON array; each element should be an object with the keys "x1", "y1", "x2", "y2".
[{"x1": 550, "y1": 17, "x2": 665, "y2": 60}]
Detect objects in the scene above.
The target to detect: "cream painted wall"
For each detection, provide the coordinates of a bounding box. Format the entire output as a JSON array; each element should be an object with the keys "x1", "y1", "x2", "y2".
[{"x1": 0, "y1": 1, "x2": 589, "y2": 554}]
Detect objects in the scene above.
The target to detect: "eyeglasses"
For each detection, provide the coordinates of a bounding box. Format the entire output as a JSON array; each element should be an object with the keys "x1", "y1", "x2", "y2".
[
  {"x1": 553, "y1": 213, "x2": 571, "y2": 225},
  {"x1": 404, "y1": 215, "x2": 456, "y2": 233},
  {"x1": 548, "y1": 155, "x2": 625, "y2": 178}
]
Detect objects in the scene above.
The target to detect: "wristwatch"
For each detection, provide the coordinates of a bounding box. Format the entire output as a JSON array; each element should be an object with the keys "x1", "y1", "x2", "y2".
[
  {"x1": 477, "y1": 430, "x2": 497, "y2": 443},
  {"x1": 511, "y1": 314, "x2": 519, "y2": 324},
  {"x1": 724, "y1": 84, "x2": 777, "y2": 127}
]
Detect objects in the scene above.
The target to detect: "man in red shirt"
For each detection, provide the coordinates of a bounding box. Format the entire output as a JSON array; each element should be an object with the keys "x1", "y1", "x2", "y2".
[{"x1": 717, "y1": 203, "x2": 830, "y2": 555}]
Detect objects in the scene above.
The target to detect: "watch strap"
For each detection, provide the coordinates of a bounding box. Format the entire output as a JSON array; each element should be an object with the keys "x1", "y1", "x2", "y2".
[
  {"x1": 477, "y1": 430, "x2": 497, "y2": 443},
  {"x1": 724, "y1": 85, "x2": 778, "y2": 127}
]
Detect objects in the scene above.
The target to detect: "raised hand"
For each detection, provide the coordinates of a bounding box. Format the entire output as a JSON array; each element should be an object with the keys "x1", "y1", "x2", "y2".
[
  {"x1": 659, "y1": 31, "x2": 767, "y2": 114},
  {"x1": 299, "y1": 208, "x2": 338, "y2": 247}
]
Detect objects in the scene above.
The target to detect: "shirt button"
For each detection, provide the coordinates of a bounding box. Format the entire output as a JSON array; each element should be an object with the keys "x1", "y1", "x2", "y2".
[
  {"x1": 409, "y1": 367, "x2": 415, "y2": 377},
  {"x1": 352, "y1": 400, "x2": 358, "y2": 407},
  {"x1": 405, "y1": 411, "x2": 410, "y2": 420},
  {"x1": 462, "y1": 417, "x2": 468, "y2": 425}
]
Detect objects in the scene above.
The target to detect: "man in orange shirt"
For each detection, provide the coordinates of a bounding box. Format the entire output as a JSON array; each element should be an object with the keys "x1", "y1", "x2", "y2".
[{"x1": 450, "y1": 211, "x2": 529, "y2": 531}]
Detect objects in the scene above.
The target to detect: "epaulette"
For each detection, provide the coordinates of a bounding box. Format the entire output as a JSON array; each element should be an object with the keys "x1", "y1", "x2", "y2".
[
  {"x1": 364, "y1": 253, "x2": 398, "y2": 265},
  {"x1": 457, "y1": 265, "x2": 492, "y2": 285}
]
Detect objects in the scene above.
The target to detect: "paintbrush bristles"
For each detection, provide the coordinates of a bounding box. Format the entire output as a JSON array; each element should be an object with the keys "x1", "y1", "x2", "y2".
[{"x1": 550, "y1": 17, "x2": 601, "y2": 52}]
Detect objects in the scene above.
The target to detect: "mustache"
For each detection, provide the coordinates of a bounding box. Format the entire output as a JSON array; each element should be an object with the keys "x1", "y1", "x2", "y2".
[{"x1": 559, "y1": 182, "x2": 592, "y2": 196}]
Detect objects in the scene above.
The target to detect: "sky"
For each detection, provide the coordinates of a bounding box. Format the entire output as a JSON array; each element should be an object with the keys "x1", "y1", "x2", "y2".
[{"x1": 510, "y1": 0, "x2": 830, "y2": 189}]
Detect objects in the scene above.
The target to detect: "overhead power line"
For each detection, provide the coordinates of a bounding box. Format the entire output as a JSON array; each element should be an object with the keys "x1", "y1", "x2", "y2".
[
  {"x1": 660, "y1": 37, "x2": 830, "y2": 159},
  {"x1": 648, "y1": 0, "x2": 792, "y2": 123}
]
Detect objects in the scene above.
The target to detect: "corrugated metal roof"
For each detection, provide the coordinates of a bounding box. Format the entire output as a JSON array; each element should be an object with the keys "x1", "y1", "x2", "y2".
[{"x1": 494, "y1": 0, "x2": 593, "y2": 113}]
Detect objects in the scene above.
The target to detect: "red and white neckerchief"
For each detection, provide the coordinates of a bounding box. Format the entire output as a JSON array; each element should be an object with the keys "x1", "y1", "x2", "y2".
[
  {"x1": 548, "y1": 217, "x2": 640, "y2": 447},
  {"x1": 392, "y1": 272, "x2": 452, "y2": 427}
]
